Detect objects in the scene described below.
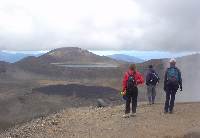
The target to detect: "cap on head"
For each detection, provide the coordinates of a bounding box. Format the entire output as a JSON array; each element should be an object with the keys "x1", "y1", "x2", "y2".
[{"x1": 169, "y1": 58, "x2": 176, "y2": 64}]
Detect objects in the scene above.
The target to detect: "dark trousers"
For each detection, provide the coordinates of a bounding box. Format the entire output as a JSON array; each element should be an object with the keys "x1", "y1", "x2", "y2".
[
  {"x1": 164, "y1": 88, "x2": 177, "y2": 112},
  {"x1": 125, "y1": 87, "x2": 138, "y2": 114}
]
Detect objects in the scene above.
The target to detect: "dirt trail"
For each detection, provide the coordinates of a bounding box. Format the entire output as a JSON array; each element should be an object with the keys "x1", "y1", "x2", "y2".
[{"x1": 1, "y1": 102, "x2": 200, "y2": 138}]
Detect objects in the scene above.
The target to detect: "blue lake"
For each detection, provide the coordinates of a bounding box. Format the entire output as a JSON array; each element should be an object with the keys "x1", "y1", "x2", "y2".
[{"x1": 52, "y1": 64, "x2": 118, "y2": 68}]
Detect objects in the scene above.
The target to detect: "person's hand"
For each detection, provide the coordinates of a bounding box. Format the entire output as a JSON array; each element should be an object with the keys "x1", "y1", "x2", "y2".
[
  {"x1": 123, "y1": 91, "x2": 126, "y2": 96},
  {"x1": 121, "y1": 90, "x2": 126, "y2": 96},
  {"x1": 180, "y1": 86, "x2": 183, "y2": 91}
]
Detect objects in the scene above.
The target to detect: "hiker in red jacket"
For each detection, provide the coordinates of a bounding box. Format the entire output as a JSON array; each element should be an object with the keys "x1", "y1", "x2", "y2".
[{"x1": 122, "y1": 64, "x2": 144, "y2": 118}]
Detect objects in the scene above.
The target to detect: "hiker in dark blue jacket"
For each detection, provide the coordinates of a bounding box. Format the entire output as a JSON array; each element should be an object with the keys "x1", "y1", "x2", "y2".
[
  {"x1": 146, "y1": 65, "x2": 160, "y2": 105},
  {"x1": 164, "y1": 58, "x2": 182, "y2": 114}
]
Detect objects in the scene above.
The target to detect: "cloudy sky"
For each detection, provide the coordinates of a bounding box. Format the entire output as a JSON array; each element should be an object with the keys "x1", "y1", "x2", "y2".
[{"x1": 0, "y1": 0, "x2": 200, "y2": 52}]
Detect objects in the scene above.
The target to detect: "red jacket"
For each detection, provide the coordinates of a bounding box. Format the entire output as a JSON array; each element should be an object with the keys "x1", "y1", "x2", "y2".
[{"x1": 122, "y1": 70, "x2": 144, "y2": 92}]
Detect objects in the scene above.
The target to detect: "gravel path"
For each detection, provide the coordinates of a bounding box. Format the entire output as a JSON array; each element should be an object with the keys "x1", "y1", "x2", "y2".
[{"x1": 1, "y1": 102, "x2": 200, "y2": 138}]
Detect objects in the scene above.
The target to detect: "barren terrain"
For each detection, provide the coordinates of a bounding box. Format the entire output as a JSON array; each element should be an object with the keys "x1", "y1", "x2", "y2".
[{"x1": 1, "y1": 102, "x2": 200, "y2": 138}]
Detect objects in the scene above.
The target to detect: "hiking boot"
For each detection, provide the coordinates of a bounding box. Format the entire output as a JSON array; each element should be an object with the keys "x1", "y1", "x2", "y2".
[
  {"x1": 130, "y1": 112, "x2": 136, "y2": 117},
  {"x1": 164, "y1": 111, "x2": 168, "y2": 114},
  {"x1": 122, "y1": 114, "x2": 130, "y2": 118}
]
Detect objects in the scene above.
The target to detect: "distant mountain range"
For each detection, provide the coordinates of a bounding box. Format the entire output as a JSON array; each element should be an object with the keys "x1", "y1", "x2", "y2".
[
  {"x1": 0, "y1": 51, "x2": 42, "y2": 63},
  {"x1": 107, "y1": 54, "x2": 145, "y2": 63}
]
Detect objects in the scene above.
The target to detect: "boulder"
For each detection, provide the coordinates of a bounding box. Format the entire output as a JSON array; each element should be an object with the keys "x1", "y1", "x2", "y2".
[{"x1": 97, "y1": 99, "x2": 107, "y2": 108}]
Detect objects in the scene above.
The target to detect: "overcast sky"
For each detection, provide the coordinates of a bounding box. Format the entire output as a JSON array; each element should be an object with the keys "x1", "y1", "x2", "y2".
[{"x1": 0, "y1": 0, "x2": 200, "y2": 52}]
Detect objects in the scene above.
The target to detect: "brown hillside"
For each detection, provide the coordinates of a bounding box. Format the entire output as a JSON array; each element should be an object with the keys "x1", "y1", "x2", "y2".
[
  {"x1": 14, "y1": 47, "x2": 126, "y2": 81},
  {"x1": 39, "y1": 47, "x2": 120, "y2": 64}
]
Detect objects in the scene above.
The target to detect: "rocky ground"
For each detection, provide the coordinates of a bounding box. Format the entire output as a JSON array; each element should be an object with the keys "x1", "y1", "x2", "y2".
[{"x1": 1, "y1": 102, "x2": 200, "y2": 138}]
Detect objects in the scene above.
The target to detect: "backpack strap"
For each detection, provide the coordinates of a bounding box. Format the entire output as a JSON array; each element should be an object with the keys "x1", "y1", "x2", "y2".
[{"x1": 127, "y1": 71, "x2": 135, "y2": 77}]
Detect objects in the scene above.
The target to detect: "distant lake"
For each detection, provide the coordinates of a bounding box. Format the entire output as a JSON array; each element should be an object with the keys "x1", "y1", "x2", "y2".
[{"x1": 51, "y1": 63, "x2": 119, "y2": 68}]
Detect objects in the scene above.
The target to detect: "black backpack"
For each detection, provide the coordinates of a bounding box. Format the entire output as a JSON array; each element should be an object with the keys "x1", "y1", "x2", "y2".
[
  {"x1": 149, "y1": 72, "x2": 159, "y2": 85},
  {"x1": 127, "y1": 72, "x2": 136, "y2": 91}
]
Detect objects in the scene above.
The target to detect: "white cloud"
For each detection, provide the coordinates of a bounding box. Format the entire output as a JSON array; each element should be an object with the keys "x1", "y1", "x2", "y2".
[{"x1": 0, "y1": 0, "x2": 199, "y2": 51}]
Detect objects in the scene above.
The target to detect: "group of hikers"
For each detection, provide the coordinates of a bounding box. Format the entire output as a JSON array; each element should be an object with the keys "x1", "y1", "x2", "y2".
[{"x1": 121, "y1": 58, "x2": 182, "y2": 118}]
